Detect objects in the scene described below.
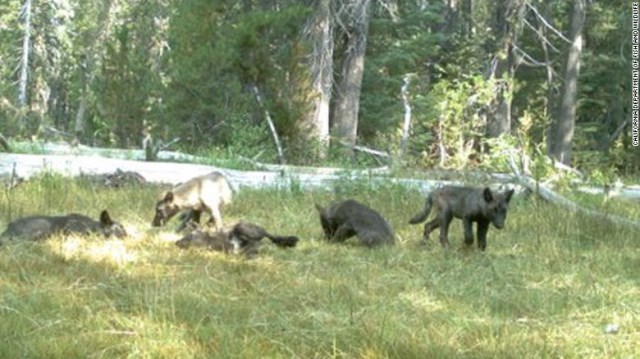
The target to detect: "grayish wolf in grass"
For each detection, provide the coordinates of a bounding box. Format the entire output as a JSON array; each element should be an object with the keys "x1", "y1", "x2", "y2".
[
  {"x1": 152, "y1": 171, "x2": 233, "y2": 231},
  {"x1": 0, "y1": 210, "x2": 127, "y2": 243},
  {"x1": 175, "y1": 221, "x2": 299, "y2": 258},
  {"x1": 409, "y1": 186, "x2": 514, "y2": 250},
  {"x1": 315, "y1": 199, "x2": 395, "y2": 247}
]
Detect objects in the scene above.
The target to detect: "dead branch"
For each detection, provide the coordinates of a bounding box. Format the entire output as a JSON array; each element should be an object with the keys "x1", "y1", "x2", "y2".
[
  {"x1": 506, "y1": 153, "x2": 640, "y2": 230},
  {"x1": 525, "y1": 3, "x2": 571, "y2": 43},
  {"x1": 399, "y1": 74, "x2": 413, "y2": 158},
  {"x1": 0, "y1": 133, "x2": 10, "y2": 152},
  {"x1": 250, "y1": 84, "x2": 285, "y2": 165},
  {"x1": 337, "y1": 140, "x2": 390, "y2": 158}
]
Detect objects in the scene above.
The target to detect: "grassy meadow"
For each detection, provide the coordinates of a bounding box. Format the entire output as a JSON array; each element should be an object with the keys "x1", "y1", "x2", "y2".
[{"x1": 0, "y1": 173, "x2": 639, "y2": 358}]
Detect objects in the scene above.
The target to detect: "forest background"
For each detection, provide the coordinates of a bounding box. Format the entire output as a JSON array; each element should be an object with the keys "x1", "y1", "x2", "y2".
[{"x1": 0, "y1": 0, "x2": 636, "y2": 182}]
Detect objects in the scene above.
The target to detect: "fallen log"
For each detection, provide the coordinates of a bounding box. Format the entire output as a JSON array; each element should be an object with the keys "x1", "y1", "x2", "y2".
[{"x1": 505, "y1": 155, "x2": 640, "y2": 230}]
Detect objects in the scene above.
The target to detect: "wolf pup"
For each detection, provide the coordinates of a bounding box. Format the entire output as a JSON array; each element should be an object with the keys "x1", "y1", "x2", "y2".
[
  {"x1": 175, "y1": 221, "x2": 299, "y2": 258},
  {"x1": 1, "y1": 210, "x2": 127, "y2": 243},
  {"x1": 315, "y1": 199, "x2": 394, "y2": 247},
  {"x1": 152, "y1": 171, "x2": 233, "y2": 231},
  {"x1": 409, "y1": 186, "x2": 514, "y2": 251}
]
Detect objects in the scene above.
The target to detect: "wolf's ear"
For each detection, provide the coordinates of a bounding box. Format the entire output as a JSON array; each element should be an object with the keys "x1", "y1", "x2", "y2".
[
  {"x1": 505, "y1": 189, "x2": 515, "y2": 203},
  {"x1": 483, "y1": 187, "x2": 494, "y2": 202},
  {"x1": 100, "y1": 210, "x2": 114, "y2": 225},
  {"x1": 164, "y1": 191, "x2": 174, "y2": 202}
]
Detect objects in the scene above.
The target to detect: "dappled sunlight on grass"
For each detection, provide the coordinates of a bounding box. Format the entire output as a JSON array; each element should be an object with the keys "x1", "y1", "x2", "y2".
[
  {"x1": 52, "y1": 236, "x2": 137, "y2": 266},
  {"x1": 399, "y1": 289, "x2": 447, "y2": 313}
]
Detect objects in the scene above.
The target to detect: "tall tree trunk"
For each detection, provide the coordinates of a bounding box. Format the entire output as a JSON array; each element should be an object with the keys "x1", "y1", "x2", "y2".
[
  {"x1": 74, "y1": 0, "x2": 114, "y2": 143},
  {"x1": 486, "y1": 0, "x2": 524, "y2": 138},
  {"x1": 17, "y1": 0, "x2": 32, "y2": 131},
  {"x1": 548, "y1": 0, "x2": 584, "y2": 165},
  {"x1": 75, "y1": 63, "x2": 88, "y2": 138},
  {"x1": 301, "y1": 0, "x2": 333, "y2": 160},
  {"x1": 537, "y1": 6, "x2": 555, "y2": 120},
  {"x1": 332, "y1": 0, "x2": 372, "y2": 158}
]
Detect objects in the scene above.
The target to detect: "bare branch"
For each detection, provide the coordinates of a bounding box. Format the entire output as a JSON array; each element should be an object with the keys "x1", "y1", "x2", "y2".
[
  {"x1": 523, "y1": 18, "x2": 560, "y2": 52},
  {"x1": 251, "y1": 84, "x2": 286, "y2": 165},
  {"x1": 526, "y1": 3, "x2": 571, "y2": 43},
  {"x1": 398, "y1": 74, "x2": 413, "y2": 157},
  {"x1": 512, "y1": 45, "x2": 552, "y2": 67}
]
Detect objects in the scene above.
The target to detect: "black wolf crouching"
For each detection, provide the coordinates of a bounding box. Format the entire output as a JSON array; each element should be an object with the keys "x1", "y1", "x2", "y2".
[
  {"x1": 175, "y1": 221, "x2": 299, "y2": 258},
  {"x1": 1, "y1": 210, "x2": 127, "y2": 243},
  {"x1": 315, "y1": 199, "x2": 395, "y2": 247},
  {"x1": 409, "y1": 186, "x2": 514, "y2": 251}
]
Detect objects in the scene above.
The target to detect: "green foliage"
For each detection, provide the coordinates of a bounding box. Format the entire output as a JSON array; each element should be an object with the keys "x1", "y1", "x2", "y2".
[
  {"x1": 0, "y1": 0, "x2": 638, "y2": 175},
  {"x1": 360, "y1": 3, "x2": 444, "y2": 143},
  {"x1": 223, "y1": 119, "x2": 277, "y2": 160},
  {"x1": 411, "y1": 75, "x2": 495, "y2": 168},
  {"x1": 480, "y1": 134, "x2": 521, "y2": 173},
  {"x1": 159, "y1": 1, "x2": 310, "y2": 154}
]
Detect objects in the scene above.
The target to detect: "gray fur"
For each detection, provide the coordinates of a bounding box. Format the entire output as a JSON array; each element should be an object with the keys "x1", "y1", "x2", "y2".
[
  {"x1": 409, "y1": 186, "x2": 514, "y2": 250},
  {"x1": 1, "y1": 210, "x2": 127, "y2": 243},
  {"x1": 315, "y1": 199, "x2": 394, "y2": 247},
  {"x1": 175, "y1": 221, "x2": 299, "y2": 258},
  {"x1": 152, "y1": 171, "x2": 233, "y2": 231}
]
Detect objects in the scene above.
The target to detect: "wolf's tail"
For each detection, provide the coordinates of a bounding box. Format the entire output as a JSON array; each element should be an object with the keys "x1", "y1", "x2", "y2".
[
  {"x1": 408, "y1": 194, "x2": 433, "y2": 224},
  {"x1": 265, "y1": 233, "x2": 300, "y2": 248}
]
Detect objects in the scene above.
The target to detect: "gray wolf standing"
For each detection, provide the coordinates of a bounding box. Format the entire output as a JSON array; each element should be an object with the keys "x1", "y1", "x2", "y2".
[
  {"x1": 152, "y1": 171, "x2": 233, "y2": 231},
  {"x1": 409, "y1": 186, "x2": 514, "y2": 250}
]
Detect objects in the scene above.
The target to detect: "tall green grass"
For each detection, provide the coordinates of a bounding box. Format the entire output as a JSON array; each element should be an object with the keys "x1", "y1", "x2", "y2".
[{"x1": 0, "y1": 175, "x2": 638, "y2": 358}]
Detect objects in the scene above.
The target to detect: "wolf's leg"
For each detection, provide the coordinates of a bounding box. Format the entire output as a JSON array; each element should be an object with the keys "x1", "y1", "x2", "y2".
[
  {"x1": 438, "y1": 211, "x2": 453, "y2": 248},
  {"x1": 422, "y1": 218, "x2": 440, "y2": 243},
  {"x1": 331, "y1": 224, "x2": 356, "y2": 242},
  {"x1": 192, "y1": 210, "x2": 201, "y2": 224},
  {"x1": 319, "y1": 216, "x2": 335, "y2": 240},
  {"x1": 476, "y1": 220, "x2": 489, "y2": 251},
  {"x1": 463, "y1": 218, "x2": 474, "y2": 246},
  {"x1": 177, "y1": 210, "x2": 201, "y2": 232},
  {"x1": 205, "y1": 205, "x2": 223, "y2": 231}
]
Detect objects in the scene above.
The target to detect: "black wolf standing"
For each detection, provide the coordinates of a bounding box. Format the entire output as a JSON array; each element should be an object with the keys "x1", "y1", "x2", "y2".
[{"x1": 409, "y1": 186, "x2": 514, "y2": 251}]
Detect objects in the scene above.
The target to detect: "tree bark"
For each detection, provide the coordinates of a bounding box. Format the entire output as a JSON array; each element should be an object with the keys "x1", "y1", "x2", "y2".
[
  {"x1": 548, "y1": 0, "x2": 584, "y2": 165},
  {"x1": 486, "y1": 0, "x2": 524, "y2": 138},
  {"x1": 399, "y1": 75, "x2": 412, "y2": 158},
  {"x1": 17, "y1": 0, "x2": 32, "y2": 131},
  {"x1": 537, "y1": 5, "x2": 556, "y2": 120},
  {"x1": 301, "y1": 0, "x2": 333, "y2": 159},
  {"x1": 332, "y1": 0, "x2": 372, "y2": 158},
  {"x1": 74, "y1": 0, "x2": 115, "y2": 143}
]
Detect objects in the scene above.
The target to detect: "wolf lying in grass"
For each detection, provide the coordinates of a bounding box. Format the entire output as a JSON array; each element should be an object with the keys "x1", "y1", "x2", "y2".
[
  {"x1": 175, "y1": 221, "x2": 299, "y2": 258},
  {"x1": 0, "y1": 210, "x2": 127, "y2": 244},
  {"x1": 315, "y1": 199, "x2": 394, "y2": 247},
  {"x1": 152, "y1": 171, "x2": 233, "y2": 231},
  {"x1": 409, "y1": 186, "x2": 514, "y2": 251}
]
